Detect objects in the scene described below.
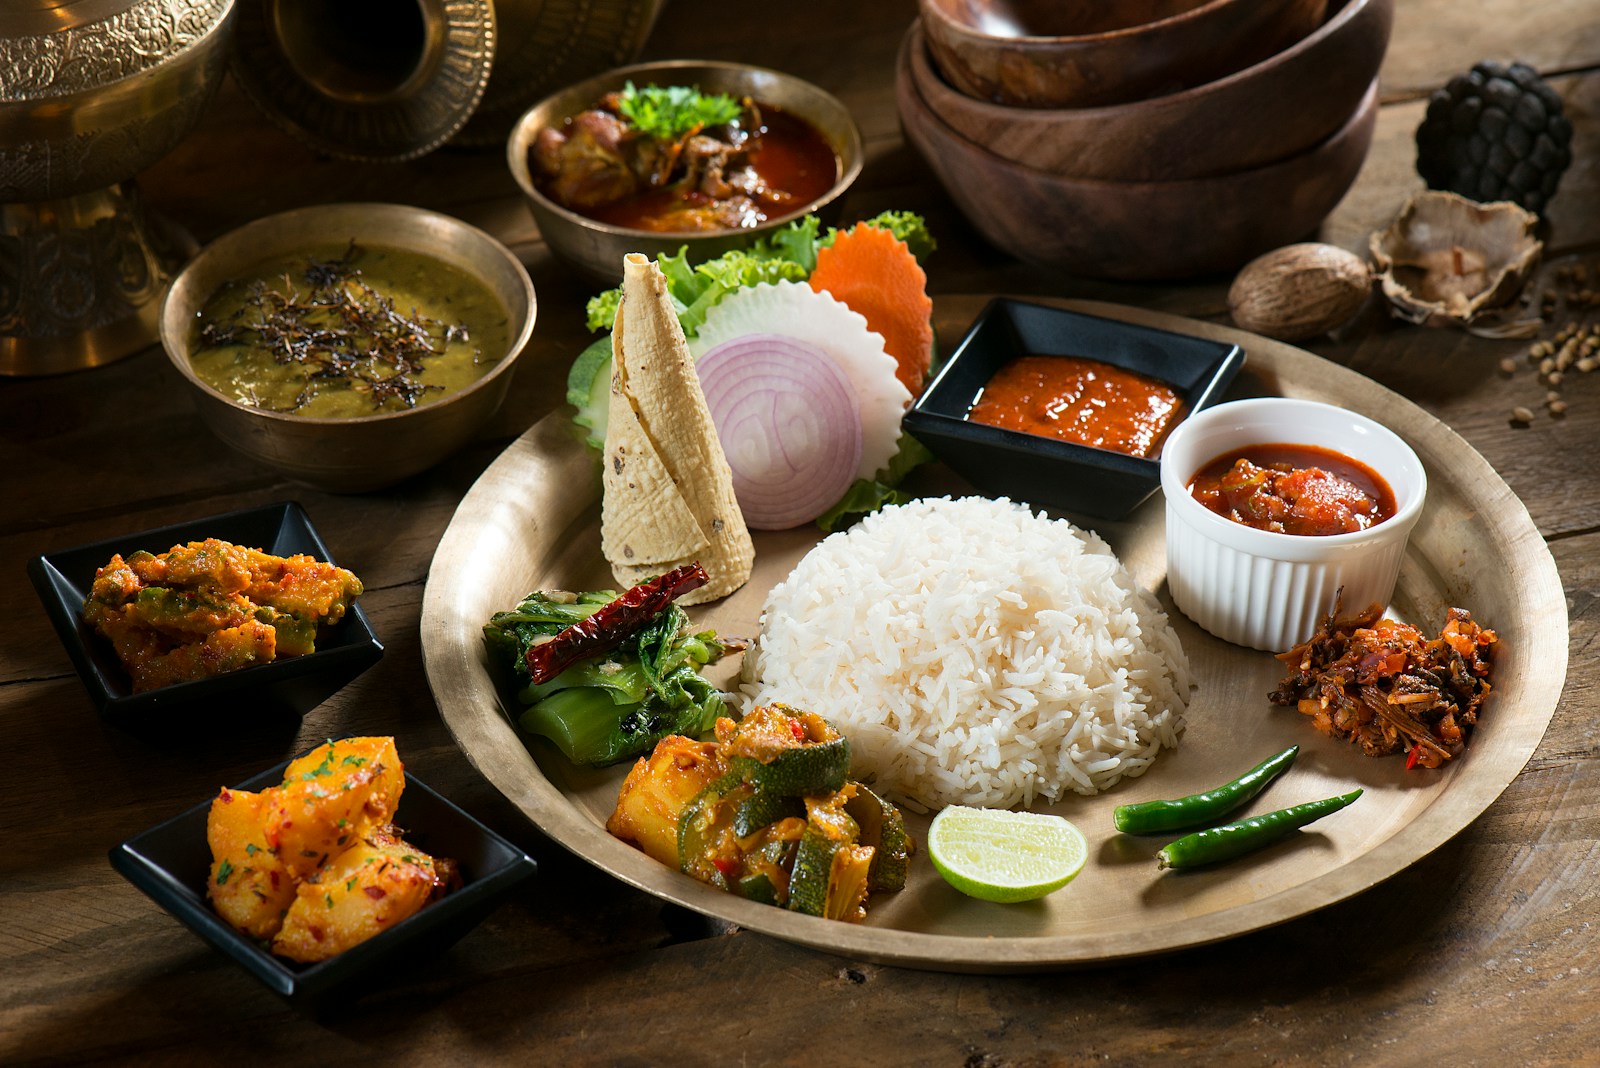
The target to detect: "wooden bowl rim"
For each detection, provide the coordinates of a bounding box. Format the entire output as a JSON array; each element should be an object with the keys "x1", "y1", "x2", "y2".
[
  {"x1": 920, "y1": 0, "x2": 1273, "y2": 46},
  {"x1": 910, "y1": 0, "x2": 1374, "y2": 120},
  {"x1": 902, "y1": 51, "x2": 1379, "y2": 192}
]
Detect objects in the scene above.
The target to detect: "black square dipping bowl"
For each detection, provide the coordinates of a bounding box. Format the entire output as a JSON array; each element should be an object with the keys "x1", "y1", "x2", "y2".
[
  {"x1": 27, "y1": 501, "x2": 383, "y2": 726},
  {"x1": 110, "y1": 753, "x2": 538, "y2": 1009},
  {"x1": 904, "y1": 300, "x2": 1244, "y2": 520}
]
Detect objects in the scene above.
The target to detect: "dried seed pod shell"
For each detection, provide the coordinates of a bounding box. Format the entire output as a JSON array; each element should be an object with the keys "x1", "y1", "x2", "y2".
[
  {"x1": 1370, "y1": 191, "x2": 1542, "y2": 328},
  {"x1": 1228, "y1": 243, "x2": 1372, "y2": 342}
]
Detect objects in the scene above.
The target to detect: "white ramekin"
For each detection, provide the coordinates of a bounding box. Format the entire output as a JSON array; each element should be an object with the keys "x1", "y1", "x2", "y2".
[{"x1": 1159, "y1": 398, "x2": 1427, "y2": 651}]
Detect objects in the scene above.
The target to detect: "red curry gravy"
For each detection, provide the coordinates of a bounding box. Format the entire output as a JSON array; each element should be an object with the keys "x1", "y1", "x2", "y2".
[
  {"x1": 1187, "y1": 443, "x2": 1397, "y2": 536},
  {"x1": 587, "y1": 107, "x2": 837, "y2": 232},
  {"x1": 966, "y1": 355, "x2": 1185, "y2": 458}
]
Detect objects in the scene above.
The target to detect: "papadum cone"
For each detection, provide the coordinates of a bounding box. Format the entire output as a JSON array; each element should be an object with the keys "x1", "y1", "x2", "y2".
[{"x1": 601, "y1": 253, "x2": 754, "y2": 604}]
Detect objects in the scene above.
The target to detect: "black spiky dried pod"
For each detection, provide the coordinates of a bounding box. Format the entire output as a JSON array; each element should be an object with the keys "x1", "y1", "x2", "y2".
[{"x1": 1415, "y1": 60, "x2": 1573, "y2": 214}]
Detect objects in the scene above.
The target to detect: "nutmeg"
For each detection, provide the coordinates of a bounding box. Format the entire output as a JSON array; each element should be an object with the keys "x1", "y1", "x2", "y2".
[{"x1": 1228, "y1": 243, "x2": 1372, "y2": 342}]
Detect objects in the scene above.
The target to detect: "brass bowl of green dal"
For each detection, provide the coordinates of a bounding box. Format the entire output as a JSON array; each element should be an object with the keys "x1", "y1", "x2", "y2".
[{"x1": 160, "y1": 203, "x2": 536, "y2": 492}]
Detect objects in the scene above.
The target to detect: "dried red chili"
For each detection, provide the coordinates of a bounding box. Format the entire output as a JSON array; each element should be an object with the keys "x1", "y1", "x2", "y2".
[{"x1": 524, "y1": 562, "x2": 709, "y2": 684}]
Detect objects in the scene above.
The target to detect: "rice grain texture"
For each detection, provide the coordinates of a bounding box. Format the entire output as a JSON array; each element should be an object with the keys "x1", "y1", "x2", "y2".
[{"x1": 743, "y1": 497, "x2": 1192, "y2": 809}]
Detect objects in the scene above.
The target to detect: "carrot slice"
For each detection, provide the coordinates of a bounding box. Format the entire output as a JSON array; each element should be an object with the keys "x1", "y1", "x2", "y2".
[{"x1": 809, "y1": 224, "x2": 934, "y2": 394}]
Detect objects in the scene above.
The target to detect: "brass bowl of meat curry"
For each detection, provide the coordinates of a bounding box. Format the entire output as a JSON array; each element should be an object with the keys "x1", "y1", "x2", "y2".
[
  {"x1": 507, "y1": 60, "x2": 865, "y2": 283},
  {"x1": 159, "y1": 203, "x2": 537, "y2": 493}
]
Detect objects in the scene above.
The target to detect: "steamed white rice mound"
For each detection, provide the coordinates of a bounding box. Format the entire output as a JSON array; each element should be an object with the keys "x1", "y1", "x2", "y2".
[{"x1": 742, "y1": 496, "x2": 1193, "y2": 809}]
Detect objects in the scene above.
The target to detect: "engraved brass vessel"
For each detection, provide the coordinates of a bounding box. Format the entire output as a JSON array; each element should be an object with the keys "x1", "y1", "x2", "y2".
[
  {"x1": 228, "y1": 0, "x2": 497, "y2": 162},
  {"x1": 0, "y1": 0, "x2": 235, "y2": 376},
  {"x1": 226, "y1": 0, "x2": 663, "y2": 161}
]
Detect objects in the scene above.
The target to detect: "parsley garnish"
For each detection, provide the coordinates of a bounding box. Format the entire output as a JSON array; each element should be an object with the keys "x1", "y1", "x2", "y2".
[
  {"x1": 244, "y1": 843, "x2": 259, "y2": 856},
  {"x1": 615, "y1": 82, "x2": 741, "y2": 142},
  {"x1": 216, "y1": 859, "x2": 234, "y2": 885},
  {"x1": 299, "y1": 752, "x2": 334, "y2": 780},
  {"x1": 341, "y1": 755, "x2": 367, "y2": 767},
  {"x1": 324, "y1": 892, "x2": 335, "y2": 909}
]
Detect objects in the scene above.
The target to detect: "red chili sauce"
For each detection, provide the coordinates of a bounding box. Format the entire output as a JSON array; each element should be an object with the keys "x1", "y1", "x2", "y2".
[
  {"x1": 966, "y1": 355, "x2": 1185, "y2": 459},
  {"x1": 589, "y1": 108, "x2": 838, "y2": 232},
  {"x1": 1187, "y1": 443, "x2": 1397, "y2": 536}
]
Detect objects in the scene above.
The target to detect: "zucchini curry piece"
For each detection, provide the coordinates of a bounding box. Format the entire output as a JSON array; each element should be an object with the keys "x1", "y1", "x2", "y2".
[{"x1": 607, "y1": 704, "x2": 913, "y2": 922}]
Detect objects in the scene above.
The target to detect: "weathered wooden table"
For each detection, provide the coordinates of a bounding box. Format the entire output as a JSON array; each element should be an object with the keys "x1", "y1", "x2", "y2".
[{"x1": 6, "y1": 1, "x2": 1600, "y2": 1062}]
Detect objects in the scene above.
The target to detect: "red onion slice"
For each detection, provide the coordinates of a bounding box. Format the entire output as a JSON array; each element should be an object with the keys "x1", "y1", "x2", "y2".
[{"x1": 697, "y1": 333, "x2": 864, "y2": 530}]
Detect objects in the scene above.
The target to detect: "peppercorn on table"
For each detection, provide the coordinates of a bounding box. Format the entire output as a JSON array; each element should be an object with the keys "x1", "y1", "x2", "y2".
[{"x1": 5, "y1": 0, "x2": 1600, "y2": 1063}]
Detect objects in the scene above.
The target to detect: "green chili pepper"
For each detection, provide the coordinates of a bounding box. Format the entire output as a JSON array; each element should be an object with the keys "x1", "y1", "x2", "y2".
[
  {"x1": 1155, "y1": 788, "x2": 1363, "y2": 870},
  {"x1": 1113, "y1": 745, "x2": 1299, "y2": 835}
]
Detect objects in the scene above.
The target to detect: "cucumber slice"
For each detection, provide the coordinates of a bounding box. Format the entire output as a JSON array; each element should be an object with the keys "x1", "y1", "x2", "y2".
[{"x1": 567, "y1": 335, "x2": 614, "y2": 451}]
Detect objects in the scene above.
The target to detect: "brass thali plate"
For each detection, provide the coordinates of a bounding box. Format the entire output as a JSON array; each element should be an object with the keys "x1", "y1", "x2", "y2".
[{"x1": 420, "y1": 298, "x2": 1566, "y2": 971}]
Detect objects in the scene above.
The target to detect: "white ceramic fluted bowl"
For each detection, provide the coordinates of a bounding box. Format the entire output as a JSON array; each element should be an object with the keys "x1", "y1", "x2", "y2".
[{"x1": 1159, "y1": 398, "x2": 1427, "y2": 651}]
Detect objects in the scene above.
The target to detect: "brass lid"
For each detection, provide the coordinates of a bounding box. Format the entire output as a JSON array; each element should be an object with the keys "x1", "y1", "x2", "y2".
[{"x1": 1, "y1": 0, "x2": 233, "y2": 101}]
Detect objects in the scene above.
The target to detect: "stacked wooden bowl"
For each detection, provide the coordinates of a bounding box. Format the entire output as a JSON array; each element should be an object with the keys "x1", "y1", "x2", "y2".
[{"x1": 901, "y1": 0, "x2": 1393, "y2": 279}]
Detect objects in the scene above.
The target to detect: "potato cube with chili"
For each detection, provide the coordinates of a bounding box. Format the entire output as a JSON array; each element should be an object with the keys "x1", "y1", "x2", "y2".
[
  {"x1": 266, "y1": 737, "x2": 404, "y2": 878},
  {"x1": 607, "y1": 735, "x2": 725, "y2": 868},
  {"x1": 206, "y1": 786, "x2": 297, "y2": 940},
  {"x1": 271, "y1": 827, "x2": 446, "y2": 963}
]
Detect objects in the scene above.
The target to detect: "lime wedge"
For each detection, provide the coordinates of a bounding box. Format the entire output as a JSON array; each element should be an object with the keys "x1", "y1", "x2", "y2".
[{"x1": 927, "y1": 806, "x2": 1088, "y2": 903}]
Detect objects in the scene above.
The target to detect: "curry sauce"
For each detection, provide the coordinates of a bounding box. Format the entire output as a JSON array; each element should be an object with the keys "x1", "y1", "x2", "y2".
[
  {"x1": 1187, "y1": 443, "x2": 1397, "y2": 536},
  {"x1": 966, "y1": 355, "x2": 1185, "y2": 458}
]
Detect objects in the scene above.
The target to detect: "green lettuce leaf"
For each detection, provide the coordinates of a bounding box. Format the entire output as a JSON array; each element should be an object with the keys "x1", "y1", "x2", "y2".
[
  {"x1": 583, "y1": 216, "x2": 823, "y2": 335},
  {"x1": 821, "y1": 211, "x2": 937, "y2": 264},
  {"x1": 816, "y1": 433, "x2": 934, "y2": 532}
]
